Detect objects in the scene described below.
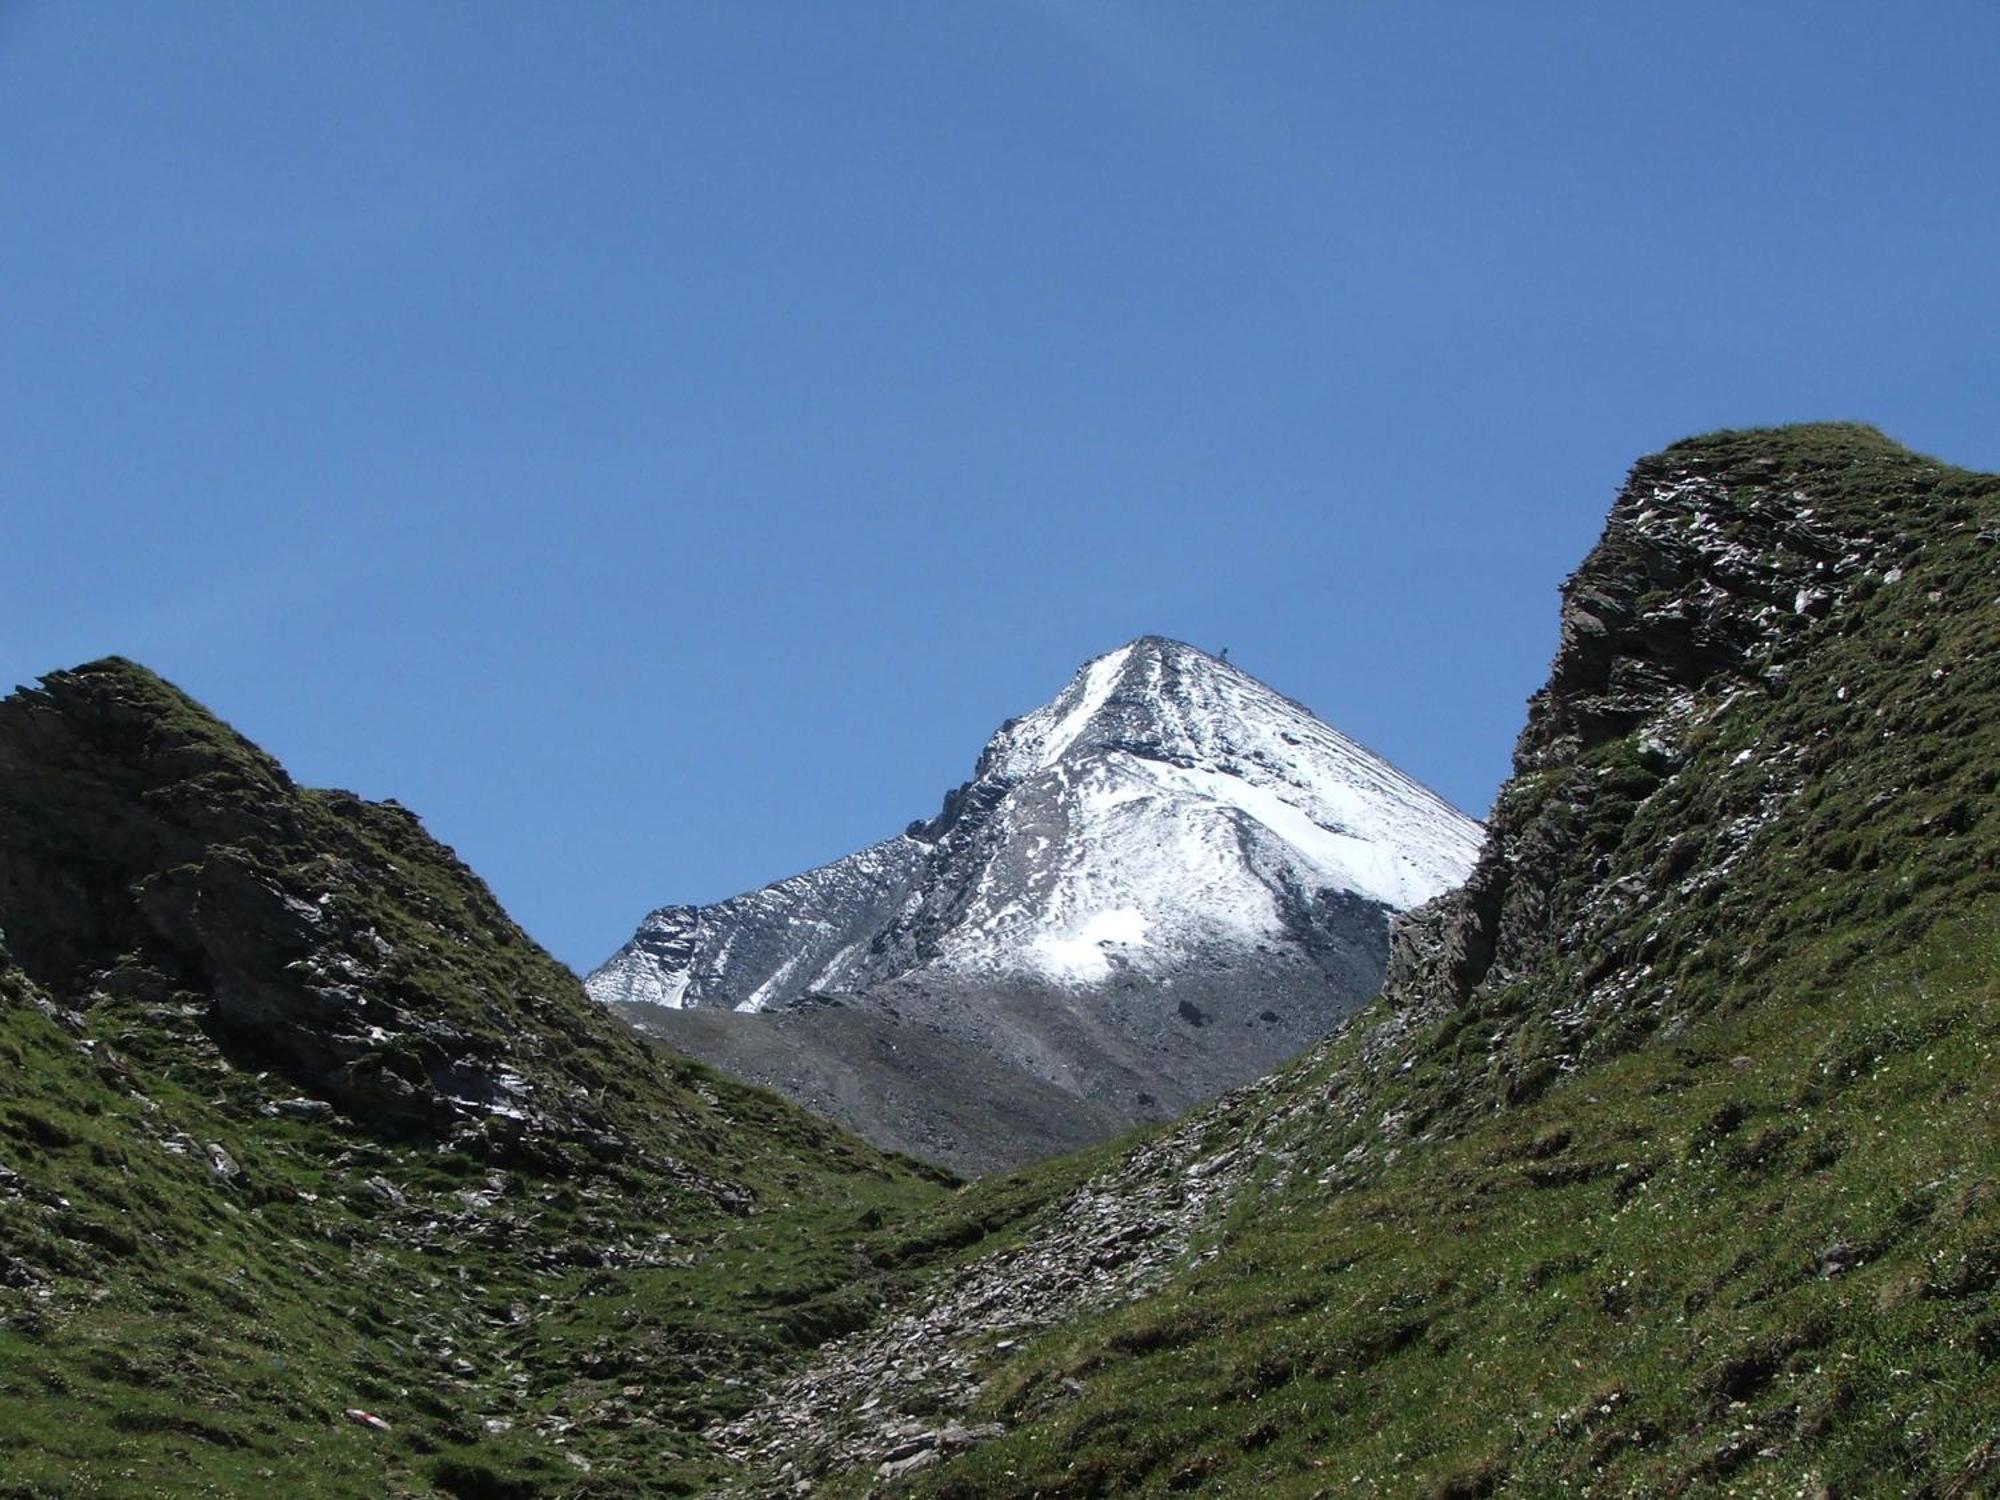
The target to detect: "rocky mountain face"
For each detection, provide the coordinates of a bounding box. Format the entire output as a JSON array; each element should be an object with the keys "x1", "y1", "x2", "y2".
[
  {"x1": 714, "y1": 425, "x2": 2000, "y2": 1496},
  {"x1": 1382, "y1": 424, "x2": 1978, "y2": 1053},
  {"x1": 590, "y1": 636, "x2": 1481, "y2": 1171}
]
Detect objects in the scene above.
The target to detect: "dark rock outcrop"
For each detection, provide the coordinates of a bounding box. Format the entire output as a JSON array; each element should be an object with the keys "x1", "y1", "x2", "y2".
[
  {"x1": 0, "y1": 659, "x2": 733, "y2": 1192},
  {"x1": 1385, "y1": 424, "x2": 1951, "y2": 1042}
]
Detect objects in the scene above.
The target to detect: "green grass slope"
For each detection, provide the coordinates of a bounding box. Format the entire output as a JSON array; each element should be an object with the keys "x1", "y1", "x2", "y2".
[
  {"x1": 4, "y1": 424, "x2": 1994, "y2": 1499},
  {"x1": 819, "y1": 425, "x2": 2000, "y2": 1497},
  {"x1": 0, "y1": 662, "x2": 948, "y2": 1498}
]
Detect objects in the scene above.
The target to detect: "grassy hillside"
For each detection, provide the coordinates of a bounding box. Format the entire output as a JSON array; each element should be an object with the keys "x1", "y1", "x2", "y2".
[
  {"x1": 784, "y1": 425, "x2": 2000, "y2": 1496},
  {"x1": 869, "y1": 906, "x2": 1997, "y2": 1496},
  {"x1": 4, "y1": 424, "x2": 1995, "y2": 1498},
  {"x1": 0, "y1": 662, "x2": 949, "y2": 1498}
]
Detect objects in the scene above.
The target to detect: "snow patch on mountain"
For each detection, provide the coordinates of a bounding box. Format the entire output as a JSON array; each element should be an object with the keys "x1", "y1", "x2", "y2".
[{"x1": 1033, "y1": 906, "x2": 1151, "y2": 983}]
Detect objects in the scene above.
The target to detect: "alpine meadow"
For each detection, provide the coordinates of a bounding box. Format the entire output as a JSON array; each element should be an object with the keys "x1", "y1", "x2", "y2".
[
  {"x1": 4, "y1": 7, "x2": 1998, "y2": 1498},
  {"x1": 2, "y1": 424, "x2": 1995, "y2": 1495}
]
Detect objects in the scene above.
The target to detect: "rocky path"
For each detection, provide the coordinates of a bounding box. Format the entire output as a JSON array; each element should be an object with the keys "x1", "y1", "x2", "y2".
[{"x1": 709, "y1": 1106, "x2": 1265, "y2": 1493}]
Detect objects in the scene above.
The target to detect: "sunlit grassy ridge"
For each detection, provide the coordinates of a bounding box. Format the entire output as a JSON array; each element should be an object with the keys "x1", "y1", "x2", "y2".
[
  {"x1": 835, "y1": 424, "x2": 2000, "y2": 1496},
  {"x1": 865, "y1": 913, "x2": 1997, "y2": 1497}
]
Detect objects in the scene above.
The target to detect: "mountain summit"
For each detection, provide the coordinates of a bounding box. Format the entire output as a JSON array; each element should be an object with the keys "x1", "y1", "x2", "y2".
[{"x1": 590, "y1": 637, "x2": 1480, "y2": 1169}]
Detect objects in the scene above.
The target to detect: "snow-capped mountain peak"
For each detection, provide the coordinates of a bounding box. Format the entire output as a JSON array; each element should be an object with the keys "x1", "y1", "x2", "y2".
[
  {"x1": 981, "y1": 636, "x2": 1315, "y2": 777},
  {"x1": 588, "y1": 637, "x2": 1483, "y2": 1170},
  {"x1": 590, "y1": 637, "x2": 1480, "y2": 1009},
  {"x1": 922, "y1": 637, "x2": 1478, "y2": 982}
]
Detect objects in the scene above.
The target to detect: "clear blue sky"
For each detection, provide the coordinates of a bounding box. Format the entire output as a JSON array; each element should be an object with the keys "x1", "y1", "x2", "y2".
[{"x1": 5, "y1": 4, "x2": 1997, "y2": 971}]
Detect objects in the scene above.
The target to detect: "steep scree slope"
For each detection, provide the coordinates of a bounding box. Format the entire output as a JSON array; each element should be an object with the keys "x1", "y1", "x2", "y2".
[
  {"x1": 593, "y1": 637, "x2": 1480, "y2": 1172},
  {"x1": 727, "y1": 425, "x2": 2000, "y2": 1497}
]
